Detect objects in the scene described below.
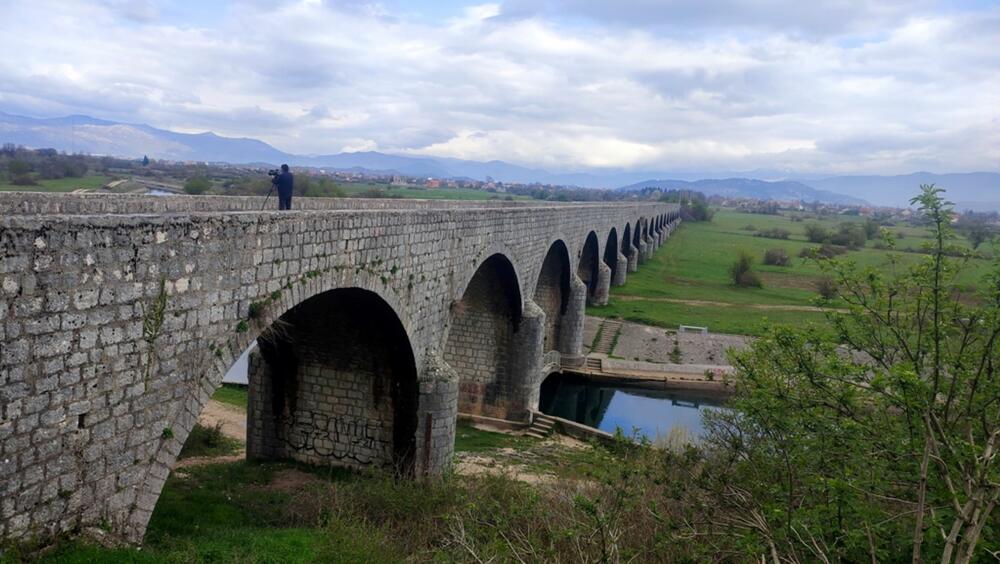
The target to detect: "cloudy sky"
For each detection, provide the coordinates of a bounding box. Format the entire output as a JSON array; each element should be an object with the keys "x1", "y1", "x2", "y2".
[{"x1": 1, "y1": 0, "x2": 998, "y2": 174}]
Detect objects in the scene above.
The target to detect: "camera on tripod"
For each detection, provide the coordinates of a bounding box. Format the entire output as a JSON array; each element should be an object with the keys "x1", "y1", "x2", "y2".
[{"x1": 267, "y1": 169, "x2": 281, "y2": 176}]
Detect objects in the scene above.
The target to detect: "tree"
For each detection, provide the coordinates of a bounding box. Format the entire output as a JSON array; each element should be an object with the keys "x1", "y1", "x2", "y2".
[
  {"x1": 7, "y1": 160, "x2": 31, "y2": 176},
  {"x1": 184, "y1": 176, "x2": 210, "y2": 195},
  {"x1": 729, "y1": 251, "x2": 762, "y2": 288},
  {"x1": 142, "y1": 155, "x2": 150, "y2": 167},
  {"x1": 965, "y1": 221, "x2": 992, "y2": 250},
  {"x1": 803, "y1": 223, "x2": 830, "y2": 243},
  {"x1": 711, "y1": 185, "x2": 998, "y2": 562}
]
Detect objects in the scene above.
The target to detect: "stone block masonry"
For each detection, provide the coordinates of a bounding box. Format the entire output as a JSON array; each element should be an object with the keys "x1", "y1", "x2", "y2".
[{"x1": 0, "y1": 191, "x2": 679, "y2": 544}]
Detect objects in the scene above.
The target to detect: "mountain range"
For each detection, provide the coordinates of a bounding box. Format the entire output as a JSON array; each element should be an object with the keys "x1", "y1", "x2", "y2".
[{"x1": 2, "y1": 110, "x2": 998, "y2": 208}]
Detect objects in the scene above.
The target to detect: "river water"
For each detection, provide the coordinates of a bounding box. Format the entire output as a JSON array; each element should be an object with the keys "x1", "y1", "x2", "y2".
[{"x1": 539, "y1": 373, "x2": 728, "y2": 443}]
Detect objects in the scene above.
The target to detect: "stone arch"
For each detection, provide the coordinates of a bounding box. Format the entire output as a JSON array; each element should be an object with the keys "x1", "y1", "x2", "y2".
[
  {"x1": 533, "y1": 240, "x2": 571, "y2": 354},
  {"x1": 603, "y1": 227, "x2": 619, "y2": 283},
  {"x1": 633, "y1": 218, "x2": 644, "y2": 248},
  {"x1": 578, "y1": 231, "x2": 600, "y2": 301},
  {"x1": 622, "y1": 222, "x2": 632, "y2": 255},
  {"x1": 443, "y1": 253, "x2": 525, "y2": 419},
  {"x1": 248, "y1": 288, "x2": 419, "y2": 472}
]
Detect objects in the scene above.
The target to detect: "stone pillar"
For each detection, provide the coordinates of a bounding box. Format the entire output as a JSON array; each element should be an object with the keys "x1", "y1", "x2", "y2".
[
  {"x1": 644, "y1": 235, "x2": 655, "y2": 261},
  {"x1": 637, "y1": 239, "x2": 648, "y2": 264},
  {"x1": 510, "y1": 300, "x2": 546, "y2": 416},
  {"x1": 627, "y1": 244, "x2": 639, "y2": 273},
  {"x1": 559, "y1": 274, "x2": 587, "y2": 368},
  {"x1": 415, "y1": 350, "x2": 459, "y2": 475},
  {"x1": 591, "y1": 263, "x2": 611, "y2": 306},
  {"x1": 613, "y1": 252, "x2": 628, "y2": 286},
  {"x1": 246, "y1": 347, "x2": 276, "y2": 460},
  {"x1": 658, "y1": 228, "x2": 665, "y2": 245}
]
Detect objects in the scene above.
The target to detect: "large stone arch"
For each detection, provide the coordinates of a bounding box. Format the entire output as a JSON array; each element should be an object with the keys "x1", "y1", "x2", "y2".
[
  {"x1": 443, "y1": 253, "x2": 526, "y2": 420},
  {"x1": 533, "y1": 240, "x2": 571, "y2": 354},
  {"x1": 604, "y1": 227, "x2": 626, "y2": 287},
  {"x1": 124, "y1": 268, "x2": 431, "y2": 542},
  {"x1": 247, "y1": 287, "x2": 419, "y2": 471}
]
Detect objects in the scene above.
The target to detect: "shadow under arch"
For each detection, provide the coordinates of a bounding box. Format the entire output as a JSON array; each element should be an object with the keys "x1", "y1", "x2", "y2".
[
  {"x1": 578, "y1": 231, "x2": 600, "y2": 301},
  {"x1": 533, "y1": 239, "x2": 571, "y2": 354},
  {"x1": 603, "y1": 227, "x2": 619, "y2": 282},
  {"x1": 622, "y1": 222, "x2": 632, "y2": 255},
  {"x1": 443, "y1": 253, "x2": 524, "y2": 419},
  {"x1": 250, "y1": 287, "x2": 419, "y2": 472}
]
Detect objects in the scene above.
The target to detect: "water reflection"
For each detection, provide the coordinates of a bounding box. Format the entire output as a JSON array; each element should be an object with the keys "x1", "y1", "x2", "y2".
[{"x1": 538, "y1": 373, "x2": 727, "y2": 442}]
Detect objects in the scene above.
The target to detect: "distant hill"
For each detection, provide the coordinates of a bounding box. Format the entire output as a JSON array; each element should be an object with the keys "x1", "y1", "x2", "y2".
[
  {"x1": 808, "y1": 172, "x2": 1000, "y2": 208},
  {"x1": 618, "y1": 178, "x2": 867, "y2": 206},
  {"x1": 1, "y1": 111, "x2": 996, "y2": 205}
]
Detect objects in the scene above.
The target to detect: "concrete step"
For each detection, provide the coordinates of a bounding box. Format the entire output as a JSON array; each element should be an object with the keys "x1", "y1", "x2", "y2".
[{"x1": 524, "y1": 430, "x2": 548, "y2": 440}]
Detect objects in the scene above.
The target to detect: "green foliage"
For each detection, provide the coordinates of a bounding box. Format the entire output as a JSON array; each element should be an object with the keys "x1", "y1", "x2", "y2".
[
  {"x1": 7, "y1": 159, "x2": 31, "y2": 176},
  {"x1": 762, "y1": 248, "x2": 790, "y2": 266},
  {"x1": 729, "y1": 251, "x2": 762, "y2": 288},
  {"x1": 179, "y1": 423, "x2": 242, "y2": 459},
  {"x1": 754, "y1": 227, "x2": 790, "y2": 239},
  {"x1": 184, "y1": 176, "x2": 211, "y2": 195},
  {"x1": 804, "y1": 222, "x2": 830, "y2": 243},
  {"x1": 707, "y1": 186, "x2": 1000, "y2": 561},
  {"x1": 829, "y1": 221, "x2": 867, "y2": 249}
]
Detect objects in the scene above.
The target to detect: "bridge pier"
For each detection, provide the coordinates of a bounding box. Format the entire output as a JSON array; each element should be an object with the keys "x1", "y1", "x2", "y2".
[
  {"x1": 591, "y1": 263, "x2": 612, "y2": 306},
  {"x1": 510, "y1": 300, "x2": 546, "y2": 417},
  {"x1": 558, "y1": 275, "x2": 588, "y2": 368},
  {"x1": 636, "y1": 239, "x2": 648, "y2": 264},
  {"x1": 627, "y1": 244, "x2": 639, "y2": 272},
  {"x1": 612, "y1": 252, "x2": 628, "y2": 286}
]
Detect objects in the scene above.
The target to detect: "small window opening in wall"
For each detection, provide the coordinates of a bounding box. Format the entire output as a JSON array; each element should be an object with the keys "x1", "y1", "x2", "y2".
[{"x1": 78, "y1": 413, "x2": 87, "y2": 429}]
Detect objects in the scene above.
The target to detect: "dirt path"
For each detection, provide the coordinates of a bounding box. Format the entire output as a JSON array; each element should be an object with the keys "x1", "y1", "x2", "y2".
[
  {"x1": 199, "y1": 400, "x2": 248, "y2": 442},
  {"x1": 615, "y1": 294, "x2": 846, "y2": 313}
]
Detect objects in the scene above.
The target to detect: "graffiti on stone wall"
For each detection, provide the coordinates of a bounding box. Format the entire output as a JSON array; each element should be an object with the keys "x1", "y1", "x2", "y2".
[{"x1": 278, "y1": 410, "x2": 388, "y2": 465}]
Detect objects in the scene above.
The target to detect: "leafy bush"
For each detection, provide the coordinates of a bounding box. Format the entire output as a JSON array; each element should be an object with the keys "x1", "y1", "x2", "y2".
[
  {"x1": 799, "y1": 244, "x2": 848, "y2": 259},
  {"x1": 184, "y1": 176, "x2": 211, "y2": 195},
  {"x1": 815, "y1": 275, "x2": 837, "y2": 299},
  {"x1": 11, "y1": 174, "x2": 37, "y2": 186},
  {"x1": 762, "y1": 248, "x2": 790, "y2": 266},
  {"x1": 741, "y1": 224, "x2": 757, "y2": 231},
  {"x1": 829, "y1": 222, "x2": 867, "y2": 249},
  {"x1": 803, "y1": 223, "x2": 830, "y2": 243},
  {"x1": 729, "y1": 251, "x2": 762, "y2": 288},
  {"x1": 754, "y1": 227, "x2": 790, "y2": 240}
]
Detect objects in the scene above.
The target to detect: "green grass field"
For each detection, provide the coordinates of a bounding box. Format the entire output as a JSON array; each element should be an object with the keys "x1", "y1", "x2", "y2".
[
  {"x1": 0, "y1": 175, "x2": 110, "y2": 192},
  {"x1": 589, "y1": 209, "x2": 995, "y2": 337},
  {"x1": 337, "y1": 182, "x2": 532, "y2": 201},
  {"x1": 211, "y1": 384, "x2": 248, "y2": 410}
]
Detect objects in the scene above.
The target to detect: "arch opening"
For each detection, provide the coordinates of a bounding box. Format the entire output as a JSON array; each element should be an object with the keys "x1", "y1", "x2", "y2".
[
  {"x1": 444, "y1": 254, "x2": 524, "y2": 419},
  {"x1": 578, "y1": 231, "x2": 600, "y2": 299},
  {"x1": 533, "y1": 241, "x2": 571, "y2": 354},
  {"x1": 603, "y1": 228, "x2": 619, "y2": 283},
  {"x1": 248, "y1": 288, "x2": 419, "y2": 472},
  {"x1": 633, "y1": 219, "x2": 643, "y2": 248},
  {"x1": 622, "y1": 223, "x2": 632, "y2": 255}
]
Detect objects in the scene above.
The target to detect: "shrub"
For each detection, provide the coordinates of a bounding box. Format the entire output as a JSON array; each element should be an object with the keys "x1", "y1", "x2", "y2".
[
  {"x1": 763, "y1": 248, "x2": 790, "y2": 266},
  {"x1": 800, "y1": 244, "x2": 848, "y2": 259},
  {"x1": 729, "y1": 251, "x2": 762, "y2": 288},
  {"x1": 11, "y1": 174, "x2": 37, "y2": 186},
  {"x1": 741, "y1": 224, "x2": 757, "y2": 231},
  {"x1": 184, "y1": 176, "x2": 211, "y2": 195},
  {"x1": 815, "y1": 276, "x2": 837, "y2": 299},
  {"x1": 830, "y1": 222, "x2": 867, "y2": 249},
  {"x1": 804, "y1": 223, "x2": 830, "y2": 243},
  {"x1": 754, "y1": 227, "x2": 790, "y2": 240}
]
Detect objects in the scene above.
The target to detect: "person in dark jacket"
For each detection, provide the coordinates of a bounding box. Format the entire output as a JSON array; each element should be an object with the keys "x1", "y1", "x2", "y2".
[{"x1": 272, "y1": 164, "x2": 294, "y2": 210}]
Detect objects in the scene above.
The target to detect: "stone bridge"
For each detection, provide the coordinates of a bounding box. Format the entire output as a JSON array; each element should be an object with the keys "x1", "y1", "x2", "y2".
[{"x1": 0, "y1": 192, "x2": 679, "y2": 543}]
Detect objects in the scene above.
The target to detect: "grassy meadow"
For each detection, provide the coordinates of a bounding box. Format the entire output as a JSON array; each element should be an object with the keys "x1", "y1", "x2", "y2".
[
  {"x1": 335, "y1": 182, "x2": 533, "y2": 201},
  {"x1": 589, "y1": 208, "x2": 995, "y2": 336},
  {"x1": 0, "y1": 174, "x2": 110, "y2": 192}
]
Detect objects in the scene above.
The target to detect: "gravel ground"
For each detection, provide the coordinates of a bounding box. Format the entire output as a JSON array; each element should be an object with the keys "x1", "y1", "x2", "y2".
[{"x1": 584, "y1": 316, "x2": 750, "y2": 365}]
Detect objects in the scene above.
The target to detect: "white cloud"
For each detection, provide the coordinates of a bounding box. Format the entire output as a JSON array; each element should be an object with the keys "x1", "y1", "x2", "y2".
[{"x1": 0, "y1": 0, "x2": 997, "y2": 174}]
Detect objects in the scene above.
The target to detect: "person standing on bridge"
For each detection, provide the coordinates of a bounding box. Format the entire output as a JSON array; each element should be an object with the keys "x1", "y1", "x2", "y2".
[{"x1": 271, "y1": 164, "x2": 295, "y2": 210}]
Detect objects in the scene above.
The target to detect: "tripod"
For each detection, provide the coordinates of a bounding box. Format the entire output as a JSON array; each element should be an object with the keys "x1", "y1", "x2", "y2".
[{"x1": 261, "y1": 184, "x2": 275, "y2": 211}]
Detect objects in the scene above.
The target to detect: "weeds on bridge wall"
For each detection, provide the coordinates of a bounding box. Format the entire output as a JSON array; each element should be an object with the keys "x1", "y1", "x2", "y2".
[{"x1": 140, "y1": 279, "x2": 168, "y2": 380}]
